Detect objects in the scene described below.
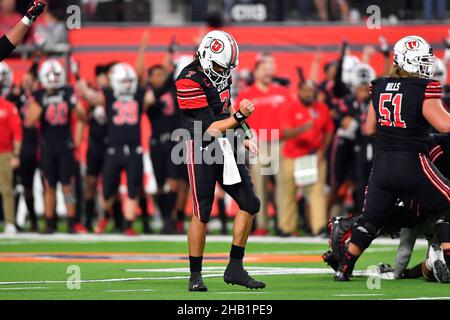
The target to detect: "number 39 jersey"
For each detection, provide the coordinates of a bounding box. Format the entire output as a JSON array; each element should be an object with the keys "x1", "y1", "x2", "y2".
[
  {"x1": 32, "y1": 87, "x2": 77, "y2": 149},
  {"x1": 370, "y1": 77, "x2": 443, "y2": 153},
  {"x1": 103, "y1": 87, "x2": 145, "y2": 147},
  {"x1": 175, "y1": 59, "x2": 231, "y2": 139}
]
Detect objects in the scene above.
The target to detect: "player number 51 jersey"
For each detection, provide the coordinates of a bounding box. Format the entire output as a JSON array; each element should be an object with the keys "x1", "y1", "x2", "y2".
[{"x1": 370, "y1": 77, "x2": 442, "y2": 153}]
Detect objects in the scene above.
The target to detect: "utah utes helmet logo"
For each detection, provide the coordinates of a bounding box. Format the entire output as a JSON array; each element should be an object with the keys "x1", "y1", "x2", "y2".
[
  {"x1": 405, "y1": 40, "x2": 419, "y2": 50},
  {"x1": 210, "y1": 39, "x2": 224, "y2": 53}
]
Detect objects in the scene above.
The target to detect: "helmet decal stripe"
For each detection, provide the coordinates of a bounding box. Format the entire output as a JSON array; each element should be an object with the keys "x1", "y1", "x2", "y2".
[{"x1": 224, "y1": 32, "x2": 237, "y2": 66}]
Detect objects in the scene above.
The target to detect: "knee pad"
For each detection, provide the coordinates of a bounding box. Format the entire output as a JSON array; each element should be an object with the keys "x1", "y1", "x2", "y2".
[
  {"x1": 240, "y1": 195, "x2": 261, "y2": 215},
  {"x1": 350, "y1": 217, "x2": 381, "y2": 250}
]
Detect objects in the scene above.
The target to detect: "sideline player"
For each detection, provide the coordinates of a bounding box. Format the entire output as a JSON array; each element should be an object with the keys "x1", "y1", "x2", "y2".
[
  {"x1": 334, "y1": 36, "x2": 450, "y2": 281},
  {"x1": 25, "y1": 59, "x2": 87, "y2": 234},
  {"x1": 77, "y1": 63, "x2": 155, "y2": 235},
  {"x1": 176, "y1": 30, "x2": 264, "y2": 291}
]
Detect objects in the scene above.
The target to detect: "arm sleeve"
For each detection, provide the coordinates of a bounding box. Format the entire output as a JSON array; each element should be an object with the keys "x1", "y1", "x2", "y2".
[
  {"x1": 8, "y1": 103, "x2": 22, "y2": 144},
  {"x1": 0, "y1": 35, "x2": 16, "y2": 62},
  {"x1": 424, "y1": 81, "x2": 443, "y2": 100},
  {"x1": 176, "y1": 78, "x2": 208, "y2": 110}
]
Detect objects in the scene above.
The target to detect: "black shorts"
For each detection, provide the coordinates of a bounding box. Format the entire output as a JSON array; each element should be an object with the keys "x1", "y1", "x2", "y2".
[
  {"x1": 329, "y1": 136, "x2": 355, "y2": 189},
  {"x1": 86, "y1": 139, "x2": 107, "y2": 177},
  {"x1": 102, "y1": 145, "x2": 143, "y2": 200},
  {"x1": 18, "y1": 143, "x2": 38, "y2": 188},
  {"x1": 40, "y1": 143, "x2": 75, "y2": 187},
  {"x1": 185, "y1": 139, "x2": 260, "y2": 223},
  {"x1": 150, "y1": 139, "x2": 180, "y2": 187},
  {"x1": 362, "y1": 151, "x2": 450, "y2": 230}
]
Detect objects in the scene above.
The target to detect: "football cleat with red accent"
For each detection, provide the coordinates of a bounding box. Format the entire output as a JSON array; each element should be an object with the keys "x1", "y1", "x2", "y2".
[
  {"x1": 95, "y1": 218, "x2": 109, "y2": 234},
  {"x1": 123, "y1": 228, "x2": 138, "y2": 236},
  {"x1": 70, "y1": 223, "x2": 88, "y2": 234},
  {"x1": 251, "y1": 228, "x2": 269, "y2": 236}
]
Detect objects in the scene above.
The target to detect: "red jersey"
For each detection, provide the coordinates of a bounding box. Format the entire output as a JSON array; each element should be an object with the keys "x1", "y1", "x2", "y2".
[
  {"x1": 0, "y1": 97, "x2": 22, "y2": 154},
  {"x1": 235, "y1": 83, "x2": 295, "y2": 141},
  {"x1": 283, "y1": 100, "x2": 334, "y2": 158}
]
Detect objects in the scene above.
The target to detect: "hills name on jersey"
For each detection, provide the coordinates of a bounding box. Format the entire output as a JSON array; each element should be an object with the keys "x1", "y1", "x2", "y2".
[{"x1": 385, "y1": 82, "x2": 401, "y2": 91}]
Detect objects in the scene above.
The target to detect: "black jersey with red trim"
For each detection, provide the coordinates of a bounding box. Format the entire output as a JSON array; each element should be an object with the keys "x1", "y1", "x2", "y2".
[
  {"x1": 103, "y1": 87, "x2": 145, "y2": 147},
  {"x1": 428, "y1": 133, "x2": 450, "y2": 178},
  {"x1": 147, "y1": 75, "x2": 181, "y2": 139},
  {"x1": 33, "y1": 87, "x2": 76, "y2": 149},
  {"x1": 370, "y1": 78, "x2": 442, "y2": 153},
  {"x1": 175, "y1": 60, "x2": 232, "y2": 139},
  {"x1": 7, "y1": 86, "x2": 38, "y2": 147}
]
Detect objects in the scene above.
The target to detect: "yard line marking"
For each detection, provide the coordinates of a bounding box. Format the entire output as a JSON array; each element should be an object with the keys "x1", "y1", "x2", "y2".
[
  {"x1": 395, "y1": 297, "x2": 450, "y2": 300},
  {"x1": 215, "y1": 292, "x2": 270, "y2": 295},
  {"x1": 105, "y1": 289, "x2": 156, "y2": 293},
  {"x1": 0, "y1": 233, "x2": 429, "y2": 246},
  {"x1": 334, "y1": 294, "x2": 384, "y2": 297},
  {"x1": 0, "y1": 267, "x2": 411, "y2": 286},
  {"x1": 0, "y1": 286, "x2": 47, "y2": 290}
]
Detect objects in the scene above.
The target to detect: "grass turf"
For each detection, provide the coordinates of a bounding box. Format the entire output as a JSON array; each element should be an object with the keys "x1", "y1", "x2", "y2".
[{"x1": 0, "y1": 239, "x2": 447, "y2": 300}]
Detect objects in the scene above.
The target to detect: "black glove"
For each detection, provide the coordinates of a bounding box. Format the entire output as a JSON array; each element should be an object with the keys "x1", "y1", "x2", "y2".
[
  {"x1": 168, "y1": 35, "x2": 178, "y2": 54},
  {"x1": 378, "y1": 36, "x2": 390, "y2": 58},
  {"x1": 25, "y1": 1, "x2": 46, "y2": 23}
]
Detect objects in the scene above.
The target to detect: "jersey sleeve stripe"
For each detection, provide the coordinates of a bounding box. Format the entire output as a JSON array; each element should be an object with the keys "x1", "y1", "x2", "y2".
[
  {"x1": 177, "y1": 95, "x2": 207, "y2": 100},
  {"x1": 176, "y1": 78, "x2": 208, "y2": 109}
]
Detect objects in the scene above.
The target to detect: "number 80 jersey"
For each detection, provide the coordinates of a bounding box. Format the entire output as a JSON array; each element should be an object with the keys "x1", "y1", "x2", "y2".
[
  {"x1": 370, "y1": 77, "x2": 443, "y2": 153},
  {"x1": 32, "y1": 87, "x2": 77, "y2": 149}
]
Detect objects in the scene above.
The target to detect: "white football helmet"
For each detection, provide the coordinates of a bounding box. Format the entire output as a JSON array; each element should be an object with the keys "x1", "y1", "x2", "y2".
[
  {"x1": 197, "y1": 30, "x2": 239, "y2": 87},
  {"x1": 393, "y1": 35, "x2": 435, "y2": 79},
  {"x1": 433, "y1": 58, "x2": 447, "y2": 85},
  {"x1": 342, "y1": 55, "x2": 361, "y2": 86},
  {"x1": 39, "y1": 59, "x2": 66, "y2": 90},
  {"x1": 350, "y1": 63, "x2": 376, "y2": 90},
  {"x1": 110, "y1": 63, "x2": 138, "y2": 96},
  {"x1": 0, "y1": 62, "x2": 13, "y2": 97}
]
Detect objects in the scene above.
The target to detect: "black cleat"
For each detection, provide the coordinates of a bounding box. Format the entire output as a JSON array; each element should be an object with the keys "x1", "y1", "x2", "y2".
[
  {"x1": 322, "y1": 250, "x2": 339, "y2": 271},
  {"x1": 334, "y1": 270, "x2": 351, "y2": 281},
  {"x1": 433, "y1": 260, "x2": 450, "y2": 284},
  {"x1": 188, "y1": 275, "x2": 208, "y2": 292},
  {"x1": 224, "y1": 264, "x2": 266, "y2": 289}
]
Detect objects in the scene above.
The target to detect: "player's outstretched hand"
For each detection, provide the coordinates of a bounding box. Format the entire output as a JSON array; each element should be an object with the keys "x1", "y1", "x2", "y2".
[
  {"x1": 239, "y1": 99, "x2": 254, "y2": 117},
  {"x1": 26, "y1": 1, "x2": 46, "y2": 23}
]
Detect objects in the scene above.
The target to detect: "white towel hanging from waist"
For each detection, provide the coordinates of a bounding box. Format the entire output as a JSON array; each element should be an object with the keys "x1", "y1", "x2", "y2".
[{"x1": 218, "y1": 137, "x2": 242, "y2": 185}]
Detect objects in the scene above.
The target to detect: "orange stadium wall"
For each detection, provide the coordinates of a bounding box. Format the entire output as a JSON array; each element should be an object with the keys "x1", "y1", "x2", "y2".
[
  {"x1": 6, "y1": 24, "x2": 450, "y2": 85},
  {"x1": 6, "y1": 24, "x2": 450, "y2": 219}
]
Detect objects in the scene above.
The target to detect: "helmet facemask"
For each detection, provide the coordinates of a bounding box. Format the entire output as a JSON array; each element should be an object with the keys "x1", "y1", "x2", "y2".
[{"x1": 202, "y1": 58, "x2": 232, "y2": 87}]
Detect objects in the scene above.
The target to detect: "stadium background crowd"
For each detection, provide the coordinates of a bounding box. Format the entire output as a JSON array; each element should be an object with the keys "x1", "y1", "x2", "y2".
[{"x1": 0, "y1": 0, "x2": 449, "y2": 237}]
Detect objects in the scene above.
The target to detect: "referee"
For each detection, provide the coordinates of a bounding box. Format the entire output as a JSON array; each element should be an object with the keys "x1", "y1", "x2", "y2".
[{"x1": 0, "y1": 1, "x2": 45, "y2": 62}]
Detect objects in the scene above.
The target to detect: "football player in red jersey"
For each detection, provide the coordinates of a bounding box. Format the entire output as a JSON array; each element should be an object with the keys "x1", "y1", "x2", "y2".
[
  {"x1": 334, "y1": 36, "x2": 450, "y2": 281},
  {"x1": 176, "y1": 30, "x2": 264, "y2": 292}
]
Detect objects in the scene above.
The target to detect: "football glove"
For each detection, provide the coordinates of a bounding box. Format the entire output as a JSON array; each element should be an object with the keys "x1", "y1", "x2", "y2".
[{"x1": 24, "y1": 1, "x2": 45, "y2": 25}]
